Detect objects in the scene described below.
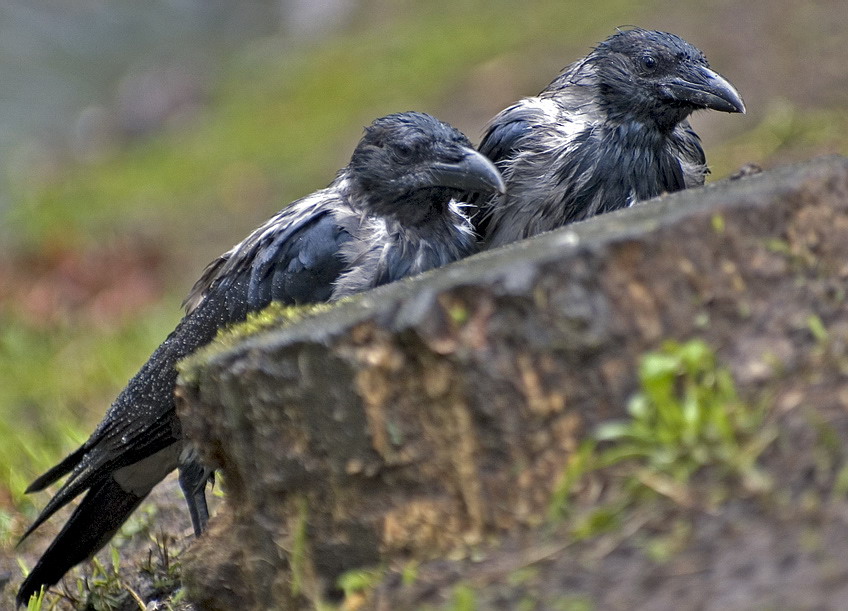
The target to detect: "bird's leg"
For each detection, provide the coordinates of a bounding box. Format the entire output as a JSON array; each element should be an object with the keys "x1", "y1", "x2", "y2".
[{"x1": 178, "y1": 461, "x2": 210, "y2": 536}]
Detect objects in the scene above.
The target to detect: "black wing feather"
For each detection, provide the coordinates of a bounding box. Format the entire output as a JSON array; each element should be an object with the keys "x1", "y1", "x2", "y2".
[
  {"x1": 473, "y1": 104, "x2": 545, "y2": 237},
  {"x1": 249, "y1": 211, "x2": 349, "y2": 308},
  {"x1": 477, "y1": 103, "x2": 543, "y2": 164}
]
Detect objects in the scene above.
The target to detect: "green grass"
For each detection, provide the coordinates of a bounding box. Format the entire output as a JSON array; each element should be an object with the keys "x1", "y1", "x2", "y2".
[
  {"x1": 23, "y1": 586, "x2": 45, "y2": 611},
  {"x1": 0, "y1": 301, "x2": 181, "y2": 518}
]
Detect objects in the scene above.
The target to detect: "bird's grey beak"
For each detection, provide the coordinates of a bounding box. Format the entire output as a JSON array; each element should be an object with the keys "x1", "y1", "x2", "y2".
[
  {"x1": 660, "y1": 66, "x2": 746, "y2": 114},
  {"x1": 427, "y1": 147, "x2": 506, "y2": 195}
]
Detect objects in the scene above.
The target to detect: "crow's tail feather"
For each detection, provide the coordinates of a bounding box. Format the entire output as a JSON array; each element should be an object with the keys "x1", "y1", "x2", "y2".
[
  {"x1": 16, "y1": 479, "x2": 144, "y2": 607},
  {"x1": 25, "y1": 444, "x2": 88, "y2": 494}
]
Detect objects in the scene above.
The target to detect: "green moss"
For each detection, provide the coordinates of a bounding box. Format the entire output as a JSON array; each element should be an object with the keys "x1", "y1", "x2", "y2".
[
  {"x1": 215, "y1": 301, "x2": 336, "y2": 347},
  {"x1": 178, "y1": 300, "x2": 339, "y2": 384},
  {"x1": 448, "y1": 303, "x2": 470, "y2": 325}
]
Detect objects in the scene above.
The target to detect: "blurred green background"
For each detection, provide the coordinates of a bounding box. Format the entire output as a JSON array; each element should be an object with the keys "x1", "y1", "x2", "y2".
[{"x1": 0, "y1": 0, "x2": 845, "y2": 547}]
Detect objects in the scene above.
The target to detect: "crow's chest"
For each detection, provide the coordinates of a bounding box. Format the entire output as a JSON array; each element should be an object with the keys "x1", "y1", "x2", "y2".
[
  {"x1": 560, "y1": 124, "x2": 685, "y2": 212},
  {"x1": 613, "y1": 124, "x2": 683, "y2": 190}
]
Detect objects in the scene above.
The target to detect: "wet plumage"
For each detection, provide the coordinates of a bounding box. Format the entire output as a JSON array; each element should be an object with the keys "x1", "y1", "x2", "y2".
[{"x1": 476, "y1": 28, "x2": 745, "y2": 247}]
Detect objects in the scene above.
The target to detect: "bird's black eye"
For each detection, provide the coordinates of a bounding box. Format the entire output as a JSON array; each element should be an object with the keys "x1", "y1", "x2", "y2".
[
  {"x1": 393, "y1": 143, "x2": 417, "y2": 161},
  {"x1": 641, "y1": 55, "x2": 657, "y2": 71}
]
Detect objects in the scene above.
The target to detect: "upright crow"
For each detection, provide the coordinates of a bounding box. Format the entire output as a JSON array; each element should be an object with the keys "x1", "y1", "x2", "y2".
[
  {"x1": 476, "y1": 28, "x2": 745, "y2": 247},
  {"x1": 17, "y1": 111, "x2": 504, "y2": 606}
]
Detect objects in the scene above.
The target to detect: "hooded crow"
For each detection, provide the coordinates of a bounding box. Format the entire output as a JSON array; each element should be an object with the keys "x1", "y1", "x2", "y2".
[
  {"x1": 17, "y1": 111, "x2": 504, "y2": 606},
  {"x1": 476, "y1": 28, "x2": 745, "y2": 247}
]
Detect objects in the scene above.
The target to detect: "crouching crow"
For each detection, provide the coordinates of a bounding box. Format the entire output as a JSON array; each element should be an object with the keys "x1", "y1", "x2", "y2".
[
  {"x1": 17, "y1": 111, "x2": 504, "y2": 606},
  {"x1": 475, "y1": 28, "x2": 745, "y2": 247}
]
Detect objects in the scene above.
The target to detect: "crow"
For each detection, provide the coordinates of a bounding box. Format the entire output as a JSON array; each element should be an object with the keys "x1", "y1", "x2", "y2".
[
  {"x1": 475, "y1": 27, "x2": 745, "y2": 247},
  {"x1": 17, "y1": 111, "x2": 504, "y2": 606}
]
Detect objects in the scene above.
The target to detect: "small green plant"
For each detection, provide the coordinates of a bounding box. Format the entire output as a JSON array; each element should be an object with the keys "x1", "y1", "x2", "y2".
[
  {"x1": 569, "y1": 504, "x2": 624, "y2": 541},
  {"x1": 594, "y1": 339, "x2": 772, "y2": 487},
  {"x1": 16, "y1": 560, "x2": 51, "y2": 610},
  {"x1": 550, "y1": 339, "x2": 774, "y2": 523},
  {"x1": 548, "y1": 441, "x2": 597, "y2": 521},
  {"x1": 401, "y1": 560, "x2": 419, "y2": 586},
  {"x1": 806, "y1": 314, "x2": 828, "y2": 345},
  {"x1": 213, "y1": 301, "x2": 338, "y2": 347},
  {"x1": 76, "y1": 552, "x2": 147, "y2": 611},
  {"x1": 336, "y1": 566, "x2": 385, "y2": 601},
  {"x1": 141, "y1": 532, "x2": 182, "y2": 596}
]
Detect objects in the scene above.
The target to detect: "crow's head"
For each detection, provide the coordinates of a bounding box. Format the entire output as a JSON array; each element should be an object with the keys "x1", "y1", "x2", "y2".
[
  {"x1": 347, "y1": 112, "x2": 505, "y2": 226},
  {"x1": 592, "y1": 28, "x2": 745, "y2": 131}
]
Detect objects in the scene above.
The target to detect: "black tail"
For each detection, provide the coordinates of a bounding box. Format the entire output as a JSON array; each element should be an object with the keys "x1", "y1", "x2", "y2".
[
  {"x1": 16, "y1": 478, "x2": 144, "y2": 607},
  {"x1": 25, "y1": 444, "x2": 88, "y2": 494}
]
